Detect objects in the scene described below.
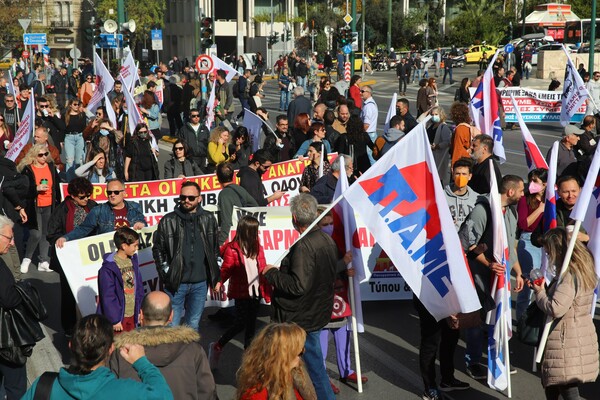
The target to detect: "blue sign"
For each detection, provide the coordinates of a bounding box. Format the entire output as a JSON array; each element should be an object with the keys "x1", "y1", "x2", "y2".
[
  {"x1": 504, "y1": 43, "x2": 514, "y2": 54},
  {"x1": 151, "y1": 29, "x2": 162, "y2": 41},
  {"x1": 23, "y1": 33, "x2": 47, "y2": 45},
  {"x1": 41, "y1": 46, "x2": 50, "y2": 55},
  {"x1": 95, "y1": 33, "x2": 124, "y2": 49},
  {"x1": 343, "y1": 44, "x2": 352, "y2": 55}
]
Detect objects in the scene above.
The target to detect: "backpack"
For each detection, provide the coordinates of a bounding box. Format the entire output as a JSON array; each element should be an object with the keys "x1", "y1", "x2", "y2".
[
  {"x1": 232, "y1": 81, "x2": 240, "y2": 98},
  {"x1": 449, "y1": 123, "x2": 481, "y2": 155},
  {"x1": 372, "y1": 136, "x2": 400, "y2": 160}
]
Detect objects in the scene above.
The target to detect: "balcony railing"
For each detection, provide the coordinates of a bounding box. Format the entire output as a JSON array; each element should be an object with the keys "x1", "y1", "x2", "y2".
[{"x1": 50, "y1": 20, "x2": 74, "y2": 28}]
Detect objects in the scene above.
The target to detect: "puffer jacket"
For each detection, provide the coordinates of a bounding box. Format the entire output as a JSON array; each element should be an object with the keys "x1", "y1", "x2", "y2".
[
  {"x1": 264, "y1": 226, "x2": 337, "y2": 332},
  {"x1": 153, "y1": 205, "x2": 220, "y2": 292},
  {"x1": 109, "y1": 326, "x2": 217, "y2": 400},
  {"x1": 535, "y1": 272, "x2": 599, "y2": 388},
  {"x1": 219, "y1": 241, "x2": 271, "y2": 302}
]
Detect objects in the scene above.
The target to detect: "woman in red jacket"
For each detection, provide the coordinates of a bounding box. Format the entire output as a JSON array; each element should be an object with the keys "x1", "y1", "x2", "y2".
[
  {"x1": 237, "y1": 323, "x2": 316, "y2": 400},
  {"x1": 348, "y1": 75, "x2": 362, "y2": 109},
  {"x1": 209, "y1": 215, "x2": 272, "y2": 369}
]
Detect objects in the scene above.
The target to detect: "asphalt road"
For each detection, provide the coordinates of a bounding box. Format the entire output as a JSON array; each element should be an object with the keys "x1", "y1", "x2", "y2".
[{"x1": 26, "y1": 64, "x2": 599, "y2": 400}]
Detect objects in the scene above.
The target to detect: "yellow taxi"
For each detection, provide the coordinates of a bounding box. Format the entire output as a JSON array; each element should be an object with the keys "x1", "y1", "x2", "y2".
[
  {"x1": 464, "y1": 44, "x2": 497, "y2": 63},
  {"x1": 0, "y1": 59, "x2": 13, "y2": 70}
]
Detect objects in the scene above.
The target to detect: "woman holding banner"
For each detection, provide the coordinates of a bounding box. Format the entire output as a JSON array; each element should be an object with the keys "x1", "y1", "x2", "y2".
[
  {"x1": 533, "y1": 228, "x2": 599, "y2": 400},
  {"x1": 299, "y1": 142, "x2": 330, "y2": 194}
]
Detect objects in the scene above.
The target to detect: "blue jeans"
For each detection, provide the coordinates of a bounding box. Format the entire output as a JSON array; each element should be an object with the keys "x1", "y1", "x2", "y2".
[
  {"x1": 166, "y1": 281, "x2": 208, "y2": 330},
  {"x1": 516, "y1": 232, "x2": 542, "y2": 320},
  {"x1": 304, "y1": 330, "x2": 335, "y2": 400},
  {"x1": 465, "y1": 324, "x2": 488, "y2": 366},
  {"x1": 366, "y1": 131, "x2": 377, "y2": 165},
  {"x1": 279, "y1": 90, "x2": 290, "y2": 110},
  {"x1": 296, "y1": 76, "x2": 307, "y2": 90},
  {"x1": 64, "y1": 133, "x2": 85, "y2": 181}
]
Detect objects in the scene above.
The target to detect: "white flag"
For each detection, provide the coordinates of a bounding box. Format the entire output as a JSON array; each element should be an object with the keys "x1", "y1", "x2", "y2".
[
  {"x1": 211, "y1": 55, "x2": 240, "y2": 82},
  {"x1": 205, "y1": 82, "x2": 217, "y2": 130},
  {"x1": 383, "y1": 93, "x2": 398, "y2": 134},
  {"x1": 5, "y1": 95, "x2": 34, "y2": 161},
  {"x1": 119, "y1": 50, "x2": 140, "y2": 93},
  {"x1": 121, "y1": 74, "x2": 143, "y2": 135},
  {"x1": 88, "y1": 52, "x2": 115, "y2": 111},
  {"x1": 560, "y1": 44, "x2": 589, "y2": 127},
  {"x1": 105, "y1": 93, "x2": 117, "y2": 128}
]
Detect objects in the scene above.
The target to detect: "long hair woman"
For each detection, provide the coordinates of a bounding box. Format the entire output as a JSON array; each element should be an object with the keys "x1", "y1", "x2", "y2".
[
  {"x1": 533, "y1": 228, "x2": 599, "y2": 400},
  {"x1": 425, "y1": 77, "x2": 438, "y2": 109},
  {"x1": 299, "y1": 142, "x2": 331, "y2": 193},
  {"x1": 139, "y1": 91, "x2": 162, "y2": 139},
  {"x1": 75, "y1": 147, "x2": 115, "y2": 183},
  {"x1": 345, "y1": 114, "x2": 374, "y2": 175},
  {"x1": 348, "y1": 75, "x2": 362, "y2": 109},
  {"x1": 17, "y1": 144, "x2": 61, "y2": 273},
  {"x1": 209, "y1": 216, "x2": 272, "y2": 369},
  {"x1": 229, "y1": 126, "x2": 252, "y2": 169},
  {"x1": 0, "y1": 114, "x2": 13, "y2": 153},
  {"x1": 236, "y1": 323, "x2": 316, "y2": 400},
  {"x1": 207, "y1": 126, "x2": 232, "y2": 173},
  {"x1": 63, "y1": 99, "x2": 87, "y2": 181},
  {"x1": 124, "y1": 123, "x2": 159, "y2": 182},
  {"x1": 428, "y1": 106, "x2": 453, "y2": 186},
  {"x1": 449, "y1": 101, "x2": 474, "y2": 166},
  {"x1": 294, "y1": 122, "x2": 331, "y2": 158}
]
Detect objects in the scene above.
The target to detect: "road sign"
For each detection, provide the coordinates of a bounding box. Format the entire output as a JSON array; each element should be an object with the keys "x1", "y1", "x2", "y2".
[
  {"x1": 196, "y1": 54, "x2": 213, "y2": 74},
  {"x1": 343, "y1": 14, "x2": 353, "y2": 25},
  {"x1": 343, "y1": 44, "x2": 352, "y2": 55},
  {"x1": 69, "y1": 47, "x2": 81, "y2": 59},
  {"x1": 95, "y1": 33, "x2": 123, "y2": 49},
  {"x1": 344, "y1": 61, "x2": 351, "y2": 82},
  {"x1": 23, "y1": 33, "x2": 47, "y2": 45},
  {"x1": 151, "y1": 29, "x2": 163, "y2": 51},
  {"x1": 41, "y1": 46, "x2": 50, "y2": 55},
  {"x1": 504, "y1": 43, "x2": 514, "y2": 54},
  {"x1": 22, "y1": 50, "x2": 29, "y2": 59},
  {"x1": 18, "y1": 19, "x2": 30, "y2": 32}
]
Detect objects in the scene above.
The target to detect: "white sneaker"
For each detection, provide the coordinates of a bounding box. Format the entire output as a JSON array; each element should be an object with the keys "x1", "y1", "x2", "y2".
[
  {"x1": 38, "y1": 261, "x2": 52, "y2": 272},
  {"x1": 20, "y1": 258, "x2": 31, "y2": 274},
  {"x1": 208, "y1": 342, "x2": 222, "y2": 370}
]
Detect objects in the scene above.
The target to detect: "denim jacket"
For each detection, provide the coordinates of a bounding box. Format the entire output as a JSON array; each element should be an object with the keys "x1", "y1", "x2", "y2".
[{"x1": 64, "y1": 200, "x2": 146, "y2": 241}]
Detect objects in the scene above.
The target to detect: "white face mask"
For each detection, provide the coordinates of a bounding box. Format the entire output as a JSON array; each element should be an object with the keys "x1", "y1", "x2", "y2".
[{"x1": 432, "y1": 115, "x2": 440, "y2": 123}]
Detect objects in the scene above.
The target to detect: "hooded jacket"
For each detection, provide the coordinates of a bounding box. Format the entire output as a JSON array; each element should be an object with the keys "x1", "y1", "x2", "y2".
[
  {"x1": 377, "y1": 127, "x2": 405, "y2": 158},
  {"x1": 109, "y1": 326, "x2": 217, "y2": 400},
  {"x1": 22, "y1": 356, "x2": 173, "y2": 400},
  {"x1": 444, "y1": 184, "x2": 480, "y2": 231}
]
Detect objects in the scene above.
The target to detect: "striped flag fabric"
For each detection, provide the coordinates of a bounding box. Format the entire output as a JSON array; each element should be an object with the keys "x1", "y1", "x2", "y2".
[
  {"x1": 543, "y1": 141, "x2": 559, "y2": 232},
  {"x1": 560, "y1": 45, "x2": 589, "y2": 127},
  {"x1": 470, "y1": 50, "x2": 506, "y2": 163},
  {"x1": 486, "y1": 160, "x2": 512, "y2": 393},
  {"x1": 510, "y1": 94, "x2": 548, "y2": 170}
]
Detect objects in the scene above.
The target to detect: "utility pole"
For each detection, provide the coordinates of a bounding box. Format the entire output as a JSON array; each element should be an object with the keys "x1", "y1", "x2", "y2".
[
  {"x1": 590, "y1": 0, "x2": 597, "y2": 75},
  {"x1": 387, "y1": 0, "x2": 392, "y2": 50},
  {"x1": 351, "y1": 0, "x2": 356, "y2": 72}
]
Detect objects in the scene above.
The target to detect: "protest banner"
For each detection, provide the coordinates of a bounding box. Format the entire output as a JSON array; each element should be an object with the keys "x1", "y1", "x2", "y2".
[{"x1": 499, "y1": 87, "x2": 586, "y2": 123}]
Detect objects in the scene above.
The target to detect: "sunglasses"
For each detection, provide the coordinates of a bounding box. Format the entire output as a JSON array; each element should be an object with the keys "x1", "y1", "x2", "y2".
[
  {"x1": 106, "y1": 190, "x2": 124, "y2": 195},
  {"x1": 77, "y1": 194, "x2": 91, "y2": 200},
  {"x1": 4, "y1": 100, "x2": 14, "y2": 103},
  {"x1": 360, "y1": 90, "x2": 370, "y2": 93},
  {"x1": 38, "y1": 152, "x2": 49, "y2": 157},
  {"x1": 190, "y1": 114, "x2": 200, "y2": 118},
  {"x1": 39, "y1": 105, "x2": 49, "y2": 108},
  {"x1": 174, "y1": 146, "x2": 184, "y2": 151},
  {"x1": 179, "y1": 195, "x2": 199, "y2": 202},
  {"x1": 72, "y1": 103, "x2": 80, "y2": 106}
]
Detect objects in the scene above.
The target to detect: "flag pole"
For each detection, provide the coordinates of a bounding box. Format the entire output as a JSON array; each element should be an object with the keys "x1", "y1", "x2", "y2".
[
  {"x1": 485, "y1": 276, "x2": 498, "y2": 325},
  {"x1": 347, "y1": 274, "x2": 363, "y2": 393},
  {"x1": 535, "y1": 219, "x2": 580, "y2": 363},
  {"x1": 504, "y1": 308, "x2": 512, "y2": 398}
]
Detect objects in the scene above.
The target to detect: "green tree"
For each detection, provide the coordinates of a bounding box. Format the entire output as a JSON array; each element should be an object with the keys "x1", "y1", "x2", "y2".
[
  {"x1": 448, "y1": 0, "x2": 509, "y2": 46},
  {"x1": 96, "y1": 0, "x2": 165, "y2": 48},
  {"x1": 0, "y1": 0, "x2": 50, "y2": 51}
]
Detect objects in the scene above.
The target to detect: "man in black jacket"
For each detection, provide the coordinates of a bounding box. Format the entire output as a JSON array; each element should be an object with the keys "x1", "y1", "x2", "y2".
[
  {"x1": 153, "y1": 181, "x2": 219, "y2": 331},
  {"x1": 51, "y1": 67, "x2": 68, "y2": 110},
  {"x1": 263, "y1": 193, "x2": 338, "y2": 400},
  {"x1": 310, "y1": 154, "x2": 353, "y2": 204},
  {"x1": 237, "y1": 149, "x2": 284, "y2": 206},
  {"x1": 177, "y1": 110, "x2": 209, "y2": 172},
  {"x1": 165, "y1": 75, "x2": 183, "y2": 136},
  {"x1": 263, "y1": 115, "x2": 295, "y2": 162}
]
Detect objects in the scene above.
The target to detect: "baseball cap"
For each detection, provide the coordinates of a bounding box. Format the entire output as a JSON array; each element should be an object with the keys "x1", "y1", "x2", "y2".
[{"x1": 563, "y1": 125, "x2": 584, "y2": 136}]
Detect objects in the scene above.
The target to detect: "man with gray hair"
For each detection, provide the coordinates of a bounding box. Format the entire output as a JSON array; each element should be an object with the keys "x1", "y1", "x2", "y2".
[
  {"x1": 263, "y1": 193, "x2": 338, "y2": 400},
  {"x1": 287, "y1": 85, "x2": 312, "y2": 124},
  {"x1": 360, "y1": 85, "x2": 379, "y2": 165},
  {"x1": 109, "y1": 291, "x2": 217, "y2": 400},
  {"x1": 310, "y1": 154, "x2": 353, "y2": 204}
]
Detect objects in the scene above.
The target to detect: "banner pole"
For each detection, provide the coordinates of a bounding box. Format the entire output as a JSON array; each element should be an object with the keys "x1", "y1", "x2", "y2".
[{"x1": 348, "y1": 274, "x2": 363, "y2": 393}]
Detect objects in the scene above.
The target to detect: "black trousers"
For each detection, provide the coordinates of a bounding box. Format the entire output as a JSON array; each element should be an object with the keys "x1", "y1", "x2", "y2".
[
  {"x1": 413, "y1": 295, "x2": 459, "y2": 390},
  {"x1": 167, "y1": 110, "x2": 183, "y2": 135},
  {"x1": 0, "y1": 362, "x2": 26, "y2": 400},
  {"x1": 217, "y1": 298, "x2": 261, "y2": 349},
  {"x1": 545, "y1": 383, "x2": 580, "y2": 400},
  {"x1": 398, "y1": 77, "x2": 408, "y2": 93}
]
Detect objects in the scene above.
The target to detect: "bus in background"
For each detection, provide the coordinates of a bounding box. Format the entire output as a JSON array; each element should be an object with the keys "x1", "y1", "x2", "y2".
[{"x1": 564, "y1": 19, "x2": 600, "y2": 48}]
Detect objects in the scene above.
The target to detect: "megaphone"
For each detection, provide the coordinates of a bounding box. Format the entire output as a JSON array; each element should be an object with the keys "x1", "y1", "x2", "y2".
[
  {"x1": 104, "y1": 19, "x2": 118, "y2": 33},
  {"x1": 122, "y1": 19, "x2": 136, "y2": 33}
]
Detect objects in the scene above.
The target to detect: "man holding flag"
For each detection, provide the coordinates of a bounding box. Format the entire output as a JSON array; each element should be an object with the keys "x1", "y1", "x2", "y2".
[{"x1": 458, "y1": 175, "x2": 525, "y2": 380}]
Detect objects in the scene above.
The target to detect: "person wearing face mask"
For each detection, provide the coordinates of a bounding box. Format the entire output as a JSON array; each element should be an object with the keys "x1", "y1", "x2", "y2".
[
  {"x1": 238, "y1": 149, "x2": 285, "y2": 206},
  {"x1": 124, "y1": 124, "x2": 159, "y2": 182},
  {"x1": 429, "y1": 106, "x2": 453, "y2": 186},
  {"x1": 515, "y1": 168, "x2": 547, "y2": 320},
  {"x1": 444, "y1": 158, "x2": 480, "y2": 231},
  {"x1": 310, "y1": 154, "x2": 353, "y2": 204}
]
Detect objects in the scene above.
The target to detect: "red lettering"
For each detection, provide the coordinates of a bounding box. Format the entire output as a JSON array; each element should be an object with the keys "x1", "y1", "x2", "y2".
[
  {"x1": 262, "y1": 230, "x2": 274, "y2": 250},
  {"x1": 273, "y1": 230, "x2": 283, "y2": 249}
]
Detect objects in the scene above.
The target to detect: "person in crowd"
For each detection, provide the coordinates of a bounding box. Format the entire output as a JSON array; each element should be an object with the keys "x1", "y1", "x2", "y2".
[
  {"x1": 575, "y1": 115, "x2": 597, "y2": 166},
  {"x1": 165, "y1": 75, "x2": 183, "y2": 136},
  {"x1": 262, "y1": 194, "x2": 338, "y2": 400},
  {"x1": 57, "y1": 179, "x2": 146, "y2": 246},
  {"x1": 216, "y1": 163, "x2": 259, "y2": 246},
  {"x1": 396, "y1": 58, "x2": 410, "y2": 96},
  {"x1": 458, "y1": 175, "x2": 525, "y2": 380},
  {"x1": 164, "y1": 139, "x2": 202, "y2": 179},
  {"x1": 442, "y1": 55, "x2": 454, "y2": 85},
  {"x1": 348, "y1": 75, "x2": 362, "y2": 109},
  {"x1": 216, "y1": 70, "x2": 235, "y2": 123},
  {"x1": 396, "y1": 98, "x2": 417, "y2": 134},
  {"x1": 236, "y1": 323, "x2": 316, "y2": 400},
  {"x1": 51, "y1": 66, "x2": 68, "y2": 109},
  {"x1": 15, "y1": 126, "x2": 64, "y2": 172},
  {"x1": 0, "y1": 114, "x2": 13, "y2": 153},
  {"x1": 207, "y1": 126, "x2": 233, "y2": 172},
  {"x1": 62, "y1": 99, "x2": 87, "y2": 181},
  {"x1": 278, "y1": 68, "x2": 294, "y2": 112},
  {"x1": 97, "y1": 227, "x2": 144, "y2": 333},
  {"x1": 139, "y1": 91, "x2": 162, "y2": 139},
  {"x1": 533, "y1": 228, "x2": 599, "y2": 400},
  {"x1": 17, "y1": 144, "x2": 61, "y2": 273},
  {"x1": 294, "y1": 122, "x2": 332, "y2": 158},
  {"x1": 300, "y1": 142, "x2": 331, "y2": 193},
  {"x1": 263, "y1": 115, "x2": 295, "y2": 163},
  {"x1": 291, "y1": 113, "x2": 312, "y2": 151},
  {"x1": 450, "y1": 102, "x2": 474, "y2": 167},
  {"x1": 548, "y1": 125, "x2": 581, "y2": 177},
  {"x1": 177, "y1": 109, "x2": 209, "y2": 173},
  {"x1": 456, "y1": 77, "x2": 471, "y2": 103},
  {"x1": 346, "y1": 114, "x2": 374, "y2": 175},
  {"x1": 311, "y1": 154, "x2": 353, "y2": 204},
  {"x1": 516, "y1": 168, "x2": 547, "y2": 320},
  {"x1": 78, "y1": 74, "x2": 94, "y2": 107},
  {"x1": 238, "y1": 149, "x2": 284, "y2": 206},
  {"x1": 22, "y1": 314, "x2": 174, "y2": 399},
  {"x1": 360, "y1": 85, "x2": 378, "y2": 165},
  {"x1": 209, "y1": 215, "x2": 271, "y2": 369},
  {"x1": 287, "y1": 86, "x2": 312, "y2": 125},
  {"x1": 110, "y1": 291, "x2": 217, "y2": 400},
  {"x1": 247, "y1": 75, "x2": 265, "y2": 113},
  {"x1": 65, "y1": 68, "x2": 79, "y2": 103},
  {"x1": 152, "y1": 181, "x2": 220, "y2": 331},
  {"x1": 107, "y1": 80, "x2": 123, "y2": 103},
  {"x1": 75, "y1": 148, "x2": 115, "y2": 183},
  {"x1": 47, "y1": 177, "x2": 97, "y2": 337},
  {"x1": 125, "y1": 123, "x2": 159, "y2": 182},
  {"x1": 1, "y1": 94, "x2": 20, "y2": 135},
  {"x1": 548, "y1": 79, "x2": 561, "y2": 91},
  {"x1": 427, "y1": 106, "x2": 453, "y2": 186},
  {"x1": 82, "y1": 107, "x2": 106, "y2": 140},
  {"x1": 444, "y1": 158, "x2": 480, "y2": 231},
  {"x1": 36, "y1": 96, "x2": 67, "y2": 149},
  {"x1": 317, "y1": 78, "x2": 340, "y2": 109},
  {"x1": 469, "y1": 134, "x2": 502, "y2": 194},
  {"x1": 236, "y1": 69, "x2": 251, "y2": 119},
  {"x1": 229, "y1": 126, "x2": 252, "y2": 169},
  {"x1": 373, "y1": 115, "x2": 405, "y2": 160},
  {"x1": 89, "y1": 118, "x2": 125, "y2": 179},
  {"x1": 416, "y1": 79, "x2": 429, "y2": 116},
  {"x1": 0, "y1": 216, "x2": 28, "y2": 399},
  {"x1": 425, "y1": 78, "x2": 439, "y2": 110}
]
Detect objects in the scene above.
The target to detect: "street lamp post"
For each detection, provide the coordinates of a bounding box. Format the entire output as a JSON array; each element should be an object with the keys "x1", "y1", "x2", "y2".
[{"x1": 417, "y1": 0, "x2": 438, "y2": 50}]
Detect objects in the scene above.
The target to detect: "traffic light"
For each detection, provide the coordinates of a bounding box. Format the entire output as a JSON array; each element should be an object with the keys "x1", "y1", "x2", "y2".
[
  {"x1": 285, "y1": 29, "x2": 291, "y2": 41},
  {"x1": 338, "y1": 27, "x2": 351, "y2": 46},
  {"x1": 93, "y1": 20, "x2": 104, "y2": 44},
  {"x1": 123, "y1": 30, "x2": 132, "y2": 47},
  {"x1": 201, "y1": 17, "x2": 214, "y2": 51},
  {"x1": 84, "y1": 27, "x2": 93, "y2": 42},
  {"x1": 268, "y1": 32, "x2": 279, "y2": 46}
]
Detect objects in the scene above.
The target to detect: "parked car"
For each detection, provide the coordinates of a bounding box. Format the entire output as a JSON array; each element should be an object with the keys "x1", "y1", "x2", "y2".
[
  {"x1": 465, "y1": 44, "x2": 498, "y2": 63},
  {"x1": 510, "y1": 33, "x2": 556, "y2": 65}
]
